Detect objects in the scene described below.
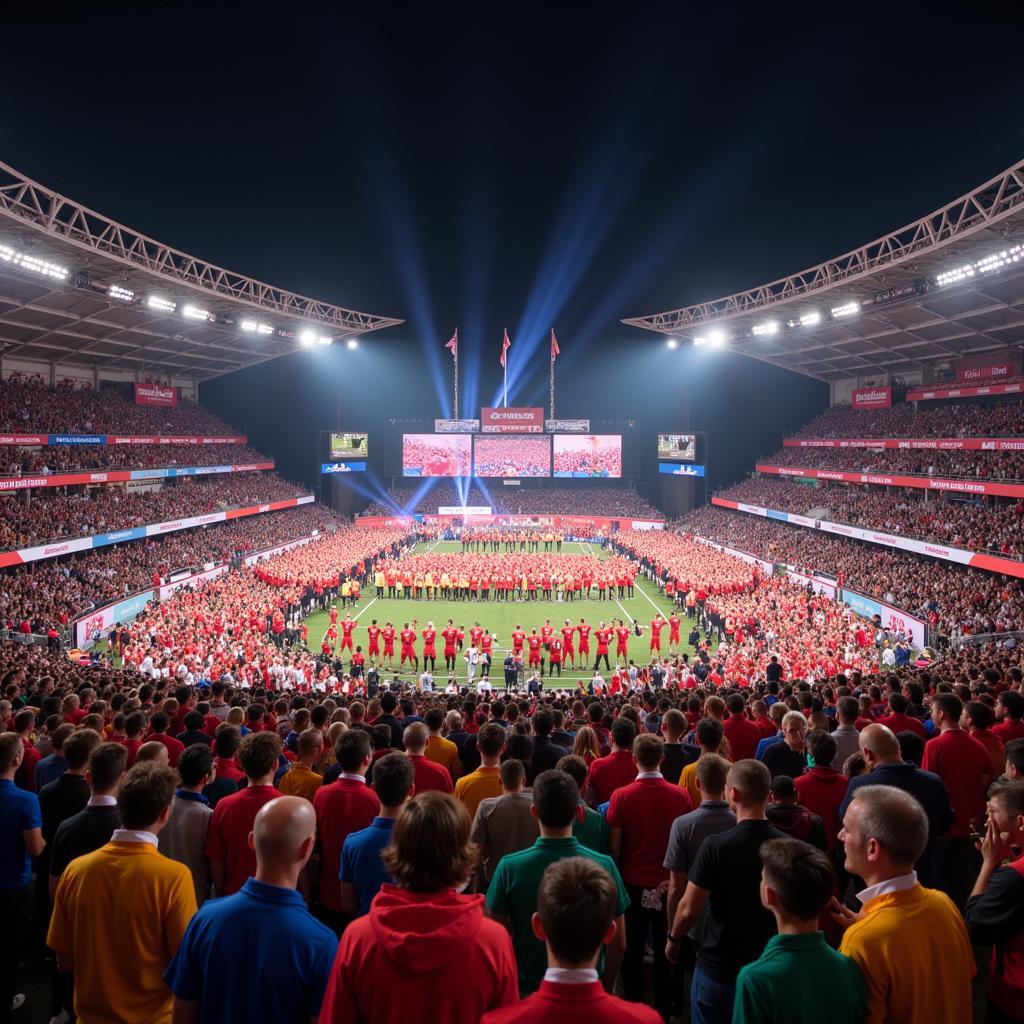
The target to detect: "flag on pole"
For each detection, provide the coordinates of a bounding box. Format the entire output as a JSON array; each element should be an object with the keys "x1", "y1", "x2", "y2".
[
  {"x1": 445, "y1": 330, "x2": 458, "y2": 358},
  {"x1": 550, "y1": 329, "x2": 560, "y2": 359},
  {"x1": 500, "y1": 329, "x2": 511, "y2": 367}
]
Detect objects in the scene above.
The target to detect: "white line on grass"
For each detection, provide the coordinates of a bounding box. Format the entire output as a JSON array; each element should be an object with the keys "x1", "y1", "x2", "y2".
[
  {"x1": 575, "y1": 541, "x2": 636, "y2": 627},
  {"x1": 353, "y1": 596, "x2": 378, "y2": 621}
]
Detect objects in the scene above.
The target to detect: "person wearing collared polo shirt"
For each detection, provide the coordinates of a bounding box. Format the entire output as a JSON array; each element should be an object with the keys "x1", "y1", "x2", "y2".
[
  {"x1": 584, "y1": 717, "x2": 637, "y2": 806},
  {"x1": 166, "y1": 795, "x2": 337, "y2": 1024},
  {"x1": 487, "y1": 769, "x2": 629, "y2": 996},
  {"x1": 159, "y1": 743, "x2": 214, "y2": 907},
  {"x1": 454, "y1": 722, "x2": 506, "y2": 820},
  {"x1": 404, "y1": 722, "x2": 454, "y2": 793},
  {"x1": 832, "y1": 784, "x2": 973, "y2": 1024},
  {"x1": 202, "y1": 725, "x2": 244, "y2": 808},
  {"x1": 47, "y1": 761, "x2": 196, "y2": 1024},
  {"x1": 205, "y1": 730, "x2": 283, "y2": 897},
  {"x1": 278, "y1": 729, "x2": 325, "y2": 803},
  {"x1": 733, "y1": 839, "x2": 866, "y2": 1024},
  {"x1": 607, "y1": 733, "x2": 692, "y2": 1018},
  {"x1": 556, "y1": 755, "x2": 610, "y2": 853},
  {"x1": 424, "y1": 707, "x2": 462, "y2": 780},
  {"x1": 0, "y1": 732, "x2": 44, "y2": 1021},
  {"x1": 313, "y1": 728, "x2": 380, "y2": 930},
  {"x1": 666, "y1": 759, "x2": 786, "y2": 1024},
  {"x1": 340, "y1": 752, "x2": 414, "y2": 917},
  {"x1": 35, "y1": 723, "x2": 74, "y2": 792}
]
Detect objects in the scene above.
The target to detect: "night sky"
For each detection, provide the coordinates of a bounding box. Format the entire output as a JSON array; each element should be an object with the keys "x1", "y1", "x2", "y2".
[{"x1": 2, "y1": 7, "x2": 1022, "y2": 494}]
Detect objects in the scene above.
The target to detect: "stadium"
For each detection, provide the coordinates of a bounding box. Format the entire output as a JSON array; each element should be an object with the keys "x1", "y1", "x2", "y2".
[{"x1": 1, "y1": 12, "x2": 1023, "y2": 1024}]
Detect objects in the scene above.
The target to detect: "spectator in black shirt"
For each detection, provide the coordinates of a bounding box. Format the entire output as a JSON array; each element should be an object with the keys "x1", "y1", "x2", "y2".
[
  {"x1": 529, "y1": 711, "x2": 566, "y2": 777},
  {"x1": 375, "y1": 692, "x2": 406, "y2": 750},
  {"x1": 966, "y1": 780, "x2": 1024, "y2": 1024},
  {"x1": 660, "y1": 708, "x2": 698, "y2": 787},
  {"x1": 666, "y1": 759, "x2": 786, "y2": 1023},
  {"x1": 762, "y1": 711, "x2": 808, "y2": 781},
  {"x1": 765, "y1": 655, "x2": 783, "y2": 684},
  {"x1": 176, "y1": 711, "x2": 213, "y2": 748},
  {"x1": 765, "y1": 775, "x2": 826, "y2": 850}
]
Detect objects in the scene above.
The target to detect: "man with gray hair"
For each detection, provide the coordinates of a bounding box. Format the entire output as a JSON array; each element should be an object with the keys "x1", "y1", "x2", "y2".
[
  {"x1": 403, "y1": 722, "x2": 453, "y2": 794},
  {"x1": 166, "y1": 795, "x2": 337, "y2": 1023},
  {"x1": 832, "y1": 784, "x2": 974, "y2": 1024},
  {"x1": 838, "y1": 723, "x2": 953, "y2": 888}
]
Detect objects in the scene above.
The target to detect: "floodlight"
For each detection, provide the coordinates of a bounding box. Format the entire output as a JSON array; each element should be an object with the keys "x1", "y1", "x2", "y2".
[
  {"x1": 108, "y1": 284, "x2": 135, "y2": 302},
  {"x1": 799, "y1": 312, "x2": 821, "y2": 326},
  {"x1": 693, "y1": 336, "x2": 707, "y2": 347},
  {"x1": 707, "y1": 329, "x2": 726, "y2": 348},
  {"x1": 666, "y1": 337, "x2": 678, "y2": 349},
  {"x1": 0, "y1": 245, "x2": 69, "y2": 281},
  {"x1": 300, "y1": 329, "x2": 317, "y2": 347},
  {"x1": 347, "y1": 338, "x2": 358, "y2": 350},
  {"x1": 831, "y1": 302, "x2": 860, "y2": 318},
  {"x1": 317, "y1": 334, "x2": 332, "y2": 346},
  {"x1": 240, "y1": 318, "x2": 258, "y2": 332},
  {"x1": 147, "y1": 295, "x2": 176, "y2": 313},
  {"x1": 183, "y1": 304, "x2": 212, "y2": 321},
  {"x1": 752, "y1": 321, "x2": 778, "y2": 336}
]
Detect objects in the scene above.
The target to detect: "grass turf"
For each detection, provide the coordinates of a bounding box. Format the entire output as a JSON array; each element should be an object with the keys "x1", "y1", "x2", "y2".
[{"x1": 302, "y1": 540, "x2": 708, "y2": 684}]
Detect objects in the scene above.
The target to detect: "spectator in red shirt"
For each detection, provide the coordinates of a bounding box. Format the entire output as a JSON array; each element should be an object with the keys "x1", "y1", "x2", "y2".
[
  {"x1": 318, "y1": 791, "x2": 518, "y2": 1024},
  {"x1": 607, "y1": 734, "x2": 692, "y2": 1018},
  {"x1": 205, "y1": 731, "x2": 282, "y2": 897},
  {"x1": 13, "y1": 710, "x2": 40, "y2": 791},
  {"x1": 877, "y1": 693, "x2": 925, "y2": 739},
  {"x1": 962, "y1": 701, "x2": 1006, "y2": 781},
  {"x1": 312, "y1": 729, "x2": 379, "y2": 929},
  {"x1": 993, "y1": 692, "x2": 1024, "y2": 744},
  {"x1": 922, "y1": 693, "x2": 993, "y2": 910},
  {"x1": 480, "y1": 857, "x2": 660, "y2": 1024},
  {"x1": 147, "y1": 712, "x2": 185, "y2": 768},
  {"x1": 584, "y1": 718, "x2": 637, "y2": 807},
  {"x1": 723, "y1": 694, "x2": 762, "y2": 762},
  {"x1": 118, "y1": 711, "x2": 147, "y2": 769},
  {"x1": 794, "y1": 730, "x2": 848, "y2": 851},
  {"x1": 402, "y1": 723, "x2": 453, "y2": 794}
]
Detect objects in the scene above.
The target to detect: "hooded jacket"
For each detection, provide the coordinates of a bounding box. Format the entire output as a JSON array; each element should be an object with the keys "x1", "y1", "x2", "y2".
[{"x1": 318, "y1": 885, "x2": 518, "y2": 1024}]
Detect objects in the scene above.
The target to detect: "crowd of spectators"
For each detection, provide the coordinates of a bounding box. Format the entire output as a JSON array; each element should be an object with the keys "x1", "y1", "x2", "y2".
[
  {"x1": 0, "y1": 472, "x2": 308, "y2": 551},
  {"x1": 552, "y1": 436, "x2": 623, "y2": 477},
  {"x1": 473, "y1": 437, "x2": 551, "y2": 477},
  {"x1": 760, "y1": 443, "x2": 1024, "y2": 482},
  {"x1": 1, "y1": 443, "x2": 269, "y2": 478},
  {"x1": 791, "y1": 397, "x2": 1024, "y2": 440},
  {"x1": 363, "y1": 483, "x2": 660, "y2": 518},
  {"x1": 0, "y1": 504, "x2": 341, "y2": 636},
  {"x1": 682, "y1": 505, "x2": 1024, "y2": 639},
  {"x1": 0, "y1": 378, "x2": 243, "y2": 435},
  {"x1": 718, "y1": 476, "x2": 1024, "y2": 559}
]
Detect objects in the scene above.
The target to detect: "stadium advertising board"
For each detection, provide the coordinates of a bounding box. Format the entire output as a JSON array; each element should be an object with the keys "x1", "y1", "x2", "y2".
[
  {"x1": 402, "y1": 434, "x2": 472, "y2": 476},
  {"x1": 552, "y1": 434, "x2": 622, "y2": 478},
  {"x1": 839, "y1": 588, "x2": 928, "y2": 648},
  {"x1": 657, "y1": 433, "x2": 697, "y2": 461},
  {"x1": 784, "y1": 437, "x2": 1024, "y2": 451},
  {"x1": 0, "y1": 434, "x2": 248, "y2": 446},
  {"x1": 908, "y1": 381, "x2": 1023, "y2": 401},
  {"x1": 851, "y1": 386, "x2": 892, "y2": 409},
  {"x1": 757, "y1": 462, "x2": 1024, "y2": 499},
  {"x1": 438, "y1": 506, "x2": 492, "y2": 515},
  {"x1": 321, "y1": 462, "x2": 366, "y2": 473},
  {"x1": 659, "y1": 463, "x2": 705, "y2": 476},
  {"x1": 73, "y1": 589, "x2": 155, "y2": 649},
  {"x1": 473, "y1": 434, "x2": 551, "y2": 477},
  {"x1": 329, "y1": 432, "x2": 369, "y2": 459},
  {"x1": 545, "y1": 419, "x2": 589, "y2": 432},
  {"x1": 480, "y1": 407, "x2": 544, "y2": 433},
  {"x1": 133, "y1": 383, "x2": 178, "y2": 407},
  {"x1": 435, "y1": 419, "x2": 480, "y2": 432},
  {"x1": 954, "y1": 353, "x2": 1021, "y2": 384}
]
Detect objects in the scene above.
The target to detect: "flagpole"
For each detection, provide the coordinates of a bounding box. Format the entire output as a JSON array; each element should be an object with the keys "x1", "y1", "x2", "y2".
[
  {"x1": 503, "y1": 329, "x2": 508, "y2": 408},
  {"x1": 453, "y1": 329, "x2": 459, "y2": 421}
]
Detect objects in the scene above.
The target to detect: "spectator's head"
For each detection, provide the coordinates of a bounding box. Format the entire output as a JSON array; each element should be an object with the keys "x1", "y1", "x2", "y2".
[
  {"x1": 998, "y1": 692, "x2": 1024, "y2": 723},
  {"x1": 1005, "y1": 739, "x2": 1024, "y2": 781},
  {"x1": 117, "y1": 762, "x2": 177, "y2": 832},
  {"x1": 213, "y1": 725, "x2": 241, "y2": 759},
  {"x1": 425, "y1": 708, "x2": 444, "y2": 733},
  {"x1": 610, "y1": 717, "x2": 636, "y2": 752},
  {"x1": 725, "y1": 759, "x2": 771, "y2": 813},
  {"x1": 0, "y1": 732, "x2": 23, "y2": 777},
  {"x1": 533, "y1": 857, "x2": 619, "y2": 969},
  {"x1": 759, "y1": 838, "x2": 837, "y2": 924},
  {"x1": 177, "y1": 743, "x2": 214, "y2": 789},
  {"x1": 695, "y1": 716, "x2": 724, "y2": 753},
  {"x1": 475, "y1": 722, "x2": 506, "y2": 763},
  {"x1": 726, "y1": 693, "x2": 745, "y2": 716},
  {"x1": 963, "y1": 700, "x2": 994, "y2": 732},
  {"x1": 770, "y1": 775, "x2": 797, "y2": 805},
  {"x1": 533, "y1": 710, "x2": 553, "y2": 737},
  {"x1": 840, "y1": 784, "x2": 928, "y2": 884},
  {"x1": 632, "y1": 734, "x2": 664, "y2": 773},
  {"x1": 252, "y1": 795, "x2": 317, "y2": 881},
  {"x1": 64, "y1": 728, "x2": 102, "y2": 772},
  {"x1": 695, "y1": 753, "x2": 730, "y2": 802},
  {"x1": 571, "y1": 726, "x2": 600, "y2": 761},
  {"x1": 837, "y1": 696, "x2": 859, "y2": 726},
  {"x1": 532, "y1": 769, "x2": 583, "y2": 831},
  {"x1": 382, "y1": 792, "x2": 475, "y2": 893},
  {"x1": 88, "y1": 742, "x2": 128, "y2": 794},
  {"x1": 297, "y1": 729, "x2": 324, "y2": 763},
  {"x1": 806, "y1": 729, "x2": 836, "y2": 768},
  {"x1": 661, "y1": 708, "x2": 685, "y2": 742},
  {"x1": 135, "y1": 741, "x2": 168, "y2": 765},
  {"x1": 895, "y1": 730, "x2": 925, "y2": 767},
  {"x1": 335, "y1": 728, "x2": 372, "y2": 774},
  {"x1": 49, "y1": 723, "x2": 75, "y2": 755},
  {"x1": 781, "y1": 711, "x2": 807, "y2": 752},
  {"x1": 238, "y1": 731, "x2": 282, "y2": 783},
  {"x1": 555, "y1": 754, "x2": 588, "y2": 790},
  {"x1": 843, "y1": 752, "x2": 867, "y2": 778},
  {"x1": 930, "y1": 693, "x2": 963, "y2": 731},
  {"x1": 372, "y1": 752, "x2": 415, "y2": 810},
  {"x1": 499, "y1": 757, "x2": 526, "y2": 794},
  {"x1": 403, "y1": 722, "x2": 428, "y2": 755},
  {"x1": 858, "y1": 723, "x2": 901, "y2": 770},
  {"x1": 986, "y1": 781, "x2": 1024, "y2": 848}
]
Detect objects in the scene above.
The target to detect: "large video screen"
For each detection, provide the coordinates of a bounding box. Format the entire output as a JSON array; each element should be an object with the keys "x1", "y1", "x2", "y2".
[
  {"x1": 330, "y1": 432, "x2": 369, "y2": 459},
  {"x1": 657, "y1": 433, "x2": 697, "y2": 461},
  {"x1": 473, "y1": 435, "x2": 550, "y2": 477},
  {"x1": 553, "y1": 434, "x2": 622, "y2": 478},
  {"x1": 402, "y1": 433, "x2": 472, "y2": 477}
]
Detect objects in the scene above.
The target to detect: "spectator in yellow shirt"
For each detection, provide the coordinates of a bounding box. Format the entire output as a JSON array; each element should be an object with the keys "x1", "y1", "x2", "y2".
[
  {"x1": 424, "y1": 708, "x2": 462, "y2": 781},
  {"x1": 679, "y1": 718, "x2": 728, "y2": 806},
  {"x1": 832, "y1": 784, "x2": 974, "y2": 1024},
  {"x1": 278, "y1": 729, "x2": 325, "y2": 803},
  {"x1": 454, "y1": 723, "x2": 506, "y2": 820}
]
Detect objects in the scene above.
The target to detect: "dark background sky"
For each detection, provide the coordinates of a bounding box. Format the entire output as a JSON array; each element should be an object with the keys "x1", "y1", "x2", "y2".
[{"x1": 2, "y1": 6, "x2": 1023, "y2": 499}]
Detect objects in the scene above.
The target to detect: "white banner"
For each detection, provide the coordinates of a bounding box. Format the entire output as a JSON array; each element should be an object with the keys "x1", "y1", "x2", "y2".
[{"x1": 438, "y1": 505, "x2": 491, "y2": 516}]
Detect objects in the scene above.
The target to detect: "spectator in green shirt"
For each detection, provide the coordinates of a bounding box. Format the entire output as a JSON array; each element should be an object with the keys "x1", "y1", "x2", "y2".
[
  {"x1": 486, "y1": 769, "x2": 628, "y2": 995},
  {"x1": 732, "y1": 838, "x2": 866, "y2": 1024},
  {"x1": 556, "y1": 754, "x2": 609, "y2": 852}
]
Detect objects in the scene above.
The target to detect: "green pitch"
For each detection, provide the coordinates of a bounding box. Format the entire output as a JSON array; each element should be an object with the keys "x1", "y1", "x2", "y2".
[{"x1": 302, "y1": 540, "x2": 708, "y2": 685}]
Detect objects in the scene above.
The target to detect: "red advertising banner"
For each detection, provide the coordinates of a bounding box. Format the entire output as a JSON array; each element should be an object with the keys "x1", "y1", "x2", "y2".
[
  {"x1": 134, "y1": 383, "x2": 178, "y2": 407},
  {"x1": 954, "y1": 353, "x2": 1021, "y2": 384},
  {"x1": 909, "y1": 382, "x2": 1019, "y2": 401},
  {"x1": 851, "y1": 386, "x2": 892, "y2": 409},
  {"x1": 480, "y1": 406, "x2": 545, "y2": 433},
  {"x1": 784, "y1": 437, "x2": 1024, "y2": 451},
  {"x1": 756, "y1": 463, "x2": 1024, "y2": 499}
]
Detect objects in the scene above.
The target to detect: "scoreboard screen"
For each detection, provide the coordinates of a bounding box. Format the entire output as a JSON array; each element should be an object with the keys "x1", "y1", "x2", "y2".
[
  {"x1": 330, "y1": 432, "x2": 369, "y2": 459},
  {"x1": 657, "y1": 433, "x2": 697, "y2": 461}
]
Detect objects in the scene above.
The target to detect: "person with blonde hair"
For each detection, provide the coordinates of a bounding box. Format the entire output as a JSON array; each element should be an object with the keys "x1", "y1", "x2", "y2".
[{"x1": 571, "y1": 726, "x2": 601, "y2": 767}]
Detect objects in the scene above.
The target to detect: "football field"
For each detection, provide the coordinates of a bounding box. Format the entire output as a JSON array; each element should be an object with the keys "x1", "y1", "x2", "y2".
[{"x1": 302, "y1": 540, "x2": 707, "y2": 685}]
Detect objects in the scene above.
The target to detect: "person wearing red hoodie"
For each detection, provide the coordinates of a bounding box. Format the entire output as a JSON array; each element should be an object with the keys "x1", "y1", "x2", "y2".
[
  {"x1": 722, "y1": 694, "x2": 762, "y2": 762},
  {"x1": 318, "y1": 791, "x2": 517, "y2": 1024},
  {"x1": 481, "y1": 857, "x2": 660, "y2": 1024},
  {"x1": 793, "y1": 730, "x2": 848, "y2": 852}
]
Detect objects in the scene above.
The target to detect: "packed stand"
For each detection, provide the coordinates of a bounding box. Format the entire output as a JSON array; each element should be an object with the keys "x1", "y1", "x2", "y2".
[{"x1": 1, "y1": 442, "x2": 269, "y2": 478}]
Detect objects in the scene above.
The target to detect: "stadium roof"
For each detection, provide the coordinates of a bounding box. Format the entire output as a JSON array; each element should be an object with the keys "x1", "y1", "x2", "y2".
[
  {"x1": 624, "y1": 159, "x2": 1024, "y2": 382},
  {"x1": 0, "y1": 161, "x2": 403, "y2": 382}
]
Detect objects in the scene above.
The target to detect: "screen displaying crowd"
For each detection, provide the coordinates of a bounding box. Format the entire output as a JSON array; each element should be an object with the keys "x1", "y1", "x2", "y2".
[
  {"x1": 553, "y1": 434, "x2": 622, "y2": 477},
  {"x1": 473, "y1": 435, "x2": 551, "y2": 477},
  {"x1": 401, "y1": 434, "x2": 472, "y2": 477}
]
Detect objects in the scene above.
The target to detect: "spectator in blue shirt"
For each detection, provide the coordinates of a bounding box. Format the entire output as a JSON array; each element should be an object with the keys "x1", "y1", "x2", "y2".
[
  {"x1": 34, "y1": 723, "x2": 74, "y2": 792},
  {"x1": 0, "y1": 731, "x2": 45, "y2": 1018},
  {"x1": 340, "y1": 752, "x2": 415, "y2": 917},
  {"x1": 165, "y1": 794, "x2": 336, "y2": 1024}
]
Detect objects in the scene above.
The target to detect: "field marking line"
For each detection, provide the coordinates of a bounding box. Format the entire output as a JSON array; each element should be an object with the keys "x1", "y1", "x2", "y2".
[
  {"x1": 575, "y1": 541, "x2": 636, "y2": 628},
  {"x1": 353, "y1": 597, "x2": 378, "y2": 621}
]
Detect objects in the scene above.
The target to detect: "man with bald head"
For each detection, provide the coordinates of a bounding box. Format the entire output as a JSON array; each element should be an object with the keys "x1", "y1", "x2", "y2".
[
  {"x1": 838, "y1": 723, "x2": 954, "y2": 888},
  {"x1": 166, "y1": 795, "x2": 337, "y2": 1024}
]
